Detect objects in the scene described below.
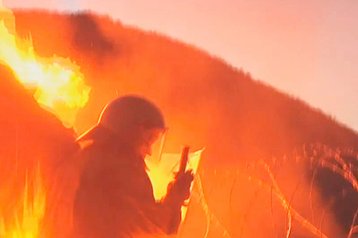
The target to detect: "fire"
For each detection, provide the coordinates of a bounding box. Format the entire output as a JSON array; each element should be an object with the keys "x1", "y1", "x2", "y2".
[
  {"x1": 0, "y1": 164, "x2": 46, "y2": 238},
  {"x1": 0, "y1": 5, "x2": 90, "y2": 238},
  {"x1": 0, "y1": 10, "x2": 90, "y2": 127}
]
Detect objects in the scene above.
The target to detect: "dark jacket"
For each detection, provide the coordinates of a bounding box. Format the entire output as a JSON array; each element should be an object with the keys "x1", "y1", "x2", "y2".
[{"x1": 72, "y1": 135, "x2": 181, "y2": 238}]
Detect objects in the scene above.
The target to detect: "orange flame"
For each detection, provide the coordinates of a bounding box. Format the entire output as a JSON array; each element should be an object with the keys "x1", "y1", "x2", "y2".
[
  {"x1": 0, "y1": 12, "x2": 90, "y2": 127},
  {"x1": 0, "y1": 164, "x2": 46, "y2": 238},
  {"x1": 0, "y1": 6, "x2": 89, "y2": 238}
]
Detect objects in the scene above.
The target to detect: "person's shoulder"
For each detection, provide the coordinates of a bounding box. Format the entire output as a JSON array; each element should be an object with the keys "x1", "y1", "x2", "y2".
[{"x1": 77, "y1": 140, "x2": 112, "y2": 163}]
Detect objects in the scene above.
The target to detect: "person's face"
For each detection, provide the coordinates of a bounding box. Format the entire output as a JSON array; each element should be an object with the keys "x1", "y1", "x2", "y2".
[{"x1": 136, "y1": 127, "x2": 163, "y2": 158}]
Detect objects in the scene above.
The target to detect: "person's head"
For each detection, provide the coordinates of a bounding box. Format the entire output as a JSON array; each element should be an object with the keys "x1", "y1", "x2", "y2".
[{"x1": 97, "y1": 95, "x2": 166, "y2": 157}]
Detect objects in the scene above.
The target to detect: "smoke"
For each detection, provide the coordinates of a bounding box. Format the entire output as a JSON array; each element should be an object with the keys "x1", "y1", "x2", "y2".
[
  {"x1": 70, "y1": 13, "x2": 116, "y2": 60},
  {"x1": 5, "y1": 10, "x2": 358, "y2": 237}
]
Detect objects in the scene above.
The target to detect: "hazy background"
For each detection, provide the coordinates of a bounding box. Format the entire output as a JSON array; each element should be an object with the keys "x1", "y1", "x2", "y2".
[{"x1": 4, "y1": 0, "x2": 358, "y2": 131}]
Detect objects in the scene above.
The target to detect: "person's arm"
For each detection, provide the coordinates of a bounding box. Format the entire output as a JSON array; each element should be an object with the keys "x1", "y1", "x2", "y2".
[{"x1": 148, "y1": 170, "x2": 194, "y2": 234}]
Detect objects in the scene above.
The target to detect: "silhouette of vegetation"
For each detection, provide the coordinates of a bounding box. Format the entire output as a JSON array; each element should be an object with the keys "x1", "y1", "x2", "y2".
[{"x1": 0, "y1": 9, "x2": 357, "y2": 237}]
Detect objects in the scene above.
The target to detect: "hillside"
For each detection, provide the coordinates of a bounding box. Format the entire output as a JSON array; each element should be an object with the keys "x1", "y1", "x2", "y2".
[{"x1": 0, "y1": 9, "x2": 357, "y2": 237}]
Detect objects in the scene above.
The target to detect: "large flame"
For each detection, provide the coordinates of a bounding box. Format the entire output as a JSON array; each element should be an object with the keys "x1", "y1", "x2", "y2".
[
  {"x1": 0, "y1": 5, "x2": 89, "y2": 238},
  {"x1": 0, "y1": 10, "x2": 90, "y2": 127}
]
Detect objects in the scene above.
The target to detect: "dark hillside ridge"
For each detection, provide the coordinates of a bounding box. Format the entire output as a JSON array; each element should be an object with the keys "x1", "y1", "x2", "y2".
[{"x1": 0, "y1": 9, "x2": 356, "y2": 237}]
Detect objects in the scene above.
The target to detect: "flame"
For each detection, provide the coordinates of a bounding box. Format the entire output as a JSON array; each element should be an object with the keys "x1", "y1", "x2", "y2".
[
  {"x1": 0, "y1": 5, "x2": 89, "y2": 238},
  {"x1": 0, "y1": 12, "x2": 90, "y2": 127},
  {"x1": 0, "y1": 164, "x2": 46, "y2": 238}
]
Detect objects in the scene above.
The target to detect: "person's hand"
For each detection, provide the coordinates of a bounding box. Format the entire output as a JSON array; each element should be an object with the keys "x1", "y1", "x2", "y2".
[{"x1": 165, "y1": 170, "x2": 194, "y2": 206}]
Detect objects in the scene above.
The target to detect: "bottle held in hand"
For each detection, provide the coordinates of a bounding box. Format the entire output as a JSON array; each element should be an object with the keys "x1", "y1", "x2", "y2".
[{"x1": 165, "y1": 147, "x2": 194, "y2": 204}]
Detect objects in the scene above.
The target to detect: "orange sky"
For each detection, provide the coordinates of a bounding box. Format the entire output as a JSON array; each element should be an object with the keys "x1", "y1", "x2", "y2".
[{"x1": 3, "y1": 0, "x2": 358, "y2": 132}]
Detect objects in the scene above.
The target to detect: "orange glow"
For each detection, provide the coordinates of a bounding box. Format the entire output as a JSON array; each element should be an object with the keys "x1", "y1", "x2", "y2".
[
  {"x1": 0, "y1": 164, "x2": 46, "y2": 238},
  {"x1": 0, "y1": 7, "x2": 89, "y2": 238},
  {"x1": 0, "y1": 15, "x2": 90, "y2": 127},
  {"x1": 147, "y1": 149, "x2": 203, "y2": 220}
]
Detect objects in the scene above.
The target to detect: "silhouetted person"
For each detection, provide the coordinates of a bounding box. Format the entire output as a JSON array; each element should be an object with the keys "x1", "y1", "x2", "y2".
[{"x1": 72, "y1": 95, "x2": 193, "y2": 238}]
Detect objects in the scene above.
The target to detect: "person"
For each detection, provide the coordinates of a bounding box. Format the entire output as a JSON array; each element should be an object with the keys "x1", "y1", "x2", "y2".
[{"x1": 72, "y1": 95, "x2": 194, "y2": 238}]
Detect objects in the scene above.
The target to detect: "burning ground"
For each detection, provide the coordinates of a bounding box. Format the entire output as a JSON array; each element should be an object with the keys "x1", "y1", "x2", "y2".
[{"x1": 0, "y1": 9, "x2": 357, "y2": 237}]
